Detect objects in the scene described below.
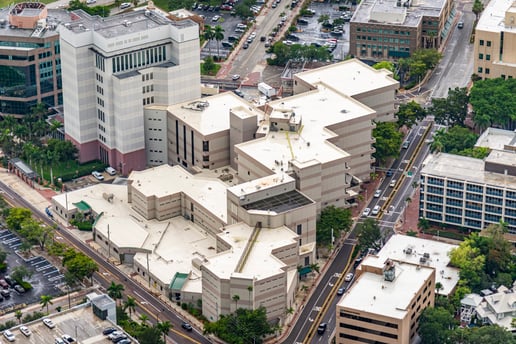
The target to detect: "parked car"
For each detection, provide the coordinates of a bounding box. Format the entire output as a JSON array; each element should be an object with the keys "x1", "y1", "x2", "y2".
[
  {"x1": 402, "y1": 140, "x2": 410, "y2": 149},
  {"x1": 62, "y1": 334, "x2": 76, "y2": 343},
  {"x1": 0, "y1": 290, "x2": 10, "y2": 298},
  {"x1": 108, "y1": 331, "x2": 124, "y2": 340},
  {"x1": 92, "y1": 171, "x2": 104, "y2": 181},
  {"x1": 86, "y1": 0, "x2": 96, "y2": 4},
  {"x1": 317, "y1": 322, "x2": 327, "y2": 334},
  {"x1": 19, "y1": 326, "x2": 31, "y2": 337},
  {"x1": 232, "y1": 74, "x2": 240, "y2": 81},
  {"x1": 55, "y1": 338, "x2": 66, "y2": 344},
  {"x1": 14, "y1": 284, "x2": 25, "y2": 293},
  {"x1": 362, "y1": 207, "x2": 371, "y2": 217},
  {"x1": 372, "y1": 205, "x2": 381, "y2": 215},
  {"x1": 211, "y1": 15, "x2": 220, "y2": 22},
  {"x1": 112, "y1": 334, "x2": 128, "y2": 343},
  {"x1": 120, "y1": 2, "x2": 131, "y2": 9},
  {"x1": 105, "y1": 166, "x2": 116, "y2": 176},
  {"x1": 118, "y1": 340, "x2": 132, "y2": 344},
  {"x1": 103, "y1": 327, "x2": 117, "y2": 336},
  {"x1": 233, "y1": 89, "x2": 245, "y2": 98},
  {"x1": 43, "y1": 318, "x2": 56, "y2": 329},
  {"x1": 3, "y1": 330, "x2": 15, "y2": 342},
  {"x1": 374, "y1": 189, "x2": 381, "y2": 198},
  {"x1": 0, "y1": 279, "x2": 8, "y2": 289},
  {"x1": 4, "y1": 275, "x2": 14, "y2": 287},
  {"x1": 353, "y1": 257, "x2": 363, "y2": 268},
  {"x1": 345, "y1": 272, "x2": 354, "y2": 282}
]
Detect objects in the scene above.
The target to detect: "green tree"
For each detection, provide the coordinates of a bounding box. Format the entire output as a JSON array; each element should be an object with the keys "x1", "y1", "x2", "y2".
[
  {"x1": 430, "y1": 126, "x2": 478, "y2": 154},
  {"x1": 123, "y1": 296, "x2": 137, "y2": 318},
  {"x1": 232, "y1": 294, "x2": 240, "y2": 309},
  {"x1": 356, "y1": 218, "x2": 383, "y2": 251},
  {"x1": 5, "y1": 207, "x2": 32, "y2": 231},
  {"x1": 234, "y1": 2, "x2": 253, "y2": 19},
  {"x1": 19, "y1": 218, "x2": 54, "y2": 250},
  {"x1": 64, "y1": 252, "x2": 98, "y2": 283},
  {"x1": 204, "y1": 307, "x2": 275, "y2": 344},
  {"x1": 472, "y1": 0, "x2": 484, "y2": 20},
  {"x1": 139, "y1": 314, "x2": 149, "y2": 326},
  {"x1": 202, "y1": 56, "x2": 216, "y2": 75},
  {"x1": 107, "y1": 281, "x2": 125, "y2": 305},
  {"x1": 396, "y1": 101, "x2": 426, "y2": 128},
  {"x1": 373, "y1": 122, "x2": 403, "y2": 164},
  {"x1": 14, "y1": 310, "x2": 22, "y2": 324},
  {"x1": 137, "y1": 325, "x2": 164, "y2": 344},
  {"x1": 470, "y1": 77, "x2": 516, "y2": 130},
  {"x1": 429, "y1": 87, "x2": 469, "y2": 127},
  {"x1": 450, "y1": 324, "x2": 516, "y2": 344},
  {"x1": 156, "y1": 321, "x2": 172, "y2": 344},
  {"x1": 419, "y1": 307, "x2": 456, "y2": 344},
  {"x1": 167, "y1": 0, "x2": 194, "y2": 11},
  {"x1": 11, "y1": 265, "x2": 32, "y2": 284},
  {"x1": 203, "y1": 25, "x2": 214, "y2": 56},
  {"x1": 213, "y1": 25, "x2": 225, "y2": 58},
  {"x1": 316, "y1": 206, "x2": 352, "y2": 246},
  {"x1": 40, "y1": 295, "x2": 54, "y2": 314}
]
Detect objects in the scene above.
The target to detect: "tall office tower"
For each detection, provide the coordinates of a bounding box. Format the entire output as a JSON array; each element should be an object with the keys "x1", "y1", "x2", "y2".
[
  {"x1": 60, "y1": 6, "x2": 200, "y2": 174},
  {"x1": 0, "y1": 3, "x2": 66, "y2": 116}
]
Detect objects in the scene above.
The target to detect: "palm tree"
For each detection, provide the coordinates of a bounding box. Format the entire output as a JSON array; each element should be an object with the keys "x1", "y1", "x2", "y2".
[
  {"x1": 139, "y1": 314, "x2": 149, "y2": 326},
  {"x1": 40, "y1": 295, "x2": 54, "y2": 314},
  {"x1": 156, "y1": 320, "x2": 172, "y2": 343},
  {"x1": 213, "y1": 25, "x2": 225, "y2": 58},
  {"x1": 247, "y1": 285, "x2": 253, "y2": 308},
  {"x1": 64, "y1": 271, "x2": 77, "y2": 310},
  {"x1": 435, "y1": 282, "x2": 443, "y2": 294},
  {"x1": 15, "y1": 310, "x2": 22, "y2": 324},
  {"x1": 310, "y1": 263, "x2": 320, "y2": 274},
  {"x1": 107, "y1": 281, "x2": 124, "y2": 305},
  {"x1": 203, "y1": 25, "x2": 214, "y2": 56},
  {"x1": 123, "y1": 296, "x2": 137, "y2": 318},
  {"x1": 232, "y1": 294, "x2": 240, "y2": 309}
]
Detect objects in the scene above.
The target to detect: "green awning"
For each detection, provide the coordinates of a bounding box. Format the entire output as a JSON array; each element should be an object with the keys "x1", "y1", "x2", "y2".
[
  {"x1": 169, "y1": 272, "x2": 189, "y2": 291},
  {"x1": 73, "y1": 200, "x2": 92, "y2": 212},
  {"x1": 298, "y1": 266, "x2": 312, "y2": 276}
]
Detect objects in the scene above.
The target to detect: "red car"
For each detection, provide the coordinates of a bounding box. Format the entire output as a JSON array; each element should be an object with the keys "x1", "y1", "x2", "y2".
[{"x1": 221, "y1": 4, "x2": 233, "y2": 10}]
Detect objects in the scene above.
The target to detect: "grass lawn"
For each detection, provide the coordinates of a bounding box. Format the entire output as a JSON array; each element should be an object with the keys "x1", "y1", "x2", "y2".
[{"x1": 30, "y1": 160, "x2": 106, "y2": 184}]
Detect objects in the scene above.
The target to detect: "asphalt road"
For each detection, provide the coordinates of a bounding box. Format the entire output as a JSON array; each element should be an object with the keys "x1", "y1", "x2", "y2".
[{"x1": 0, "y1": 180, "x2": 210, "y2": 344}]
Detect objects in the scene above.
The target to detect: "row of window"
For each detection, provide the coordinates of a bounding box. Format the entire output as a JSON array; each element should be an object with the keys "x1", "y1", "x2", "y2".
[
  {"x1": 95, "y1": 73, "x2": 104, "y2": 83},
  {"x1": 95, "y1": 54, "x2": 105, "y2": 72},
  {"x1": 143, "y1": 96, "x2": 155, "y2": 105},
  {"x1": 98, "y1": 124, "x2": 106, "y2": 133},
  {"x1": 142, "y1": 85, "x2": 154, "y2": 94},
  {"x1": 478, "y1": 53, "x2": 491, "y2": 60},
  {"x1": 98, "y1": 133, "x2": 106, "y2": 143},
  {"x1": 479, "y1": 40, "x2": 492, "y2": 47},
  {"x1": 97, "y1": 97, "x2": 105, "y2": 107},
  {"x1": 112, "y1": 46, "x2": 166, "y2": 74},
  {"x1": 96, "y1": 85, "x2": 104, "y2": 95},
  {"x1": 356, "y1": 36, "x2": 411, "y2": 44},
  {"x1": 97, "y1": 109, "x2": 106, "y2": 122},
  {"x1": 356, "y1": 28, "x2": 411, "y2": 35}
]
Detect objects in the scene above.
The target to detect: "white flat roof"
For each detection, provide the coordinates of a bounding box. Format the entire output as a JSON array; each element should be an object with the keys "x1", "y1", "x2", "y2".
[
  {"x1": 167, "y1": 92, "x2": 258, "y2": 135},
  {"x1": 338, "y1": 259, "x2": 434, "y2": 319},
  {"x1": 204, "y1": 222, "x2": 298, "y2": 280},
  {"x1": 129, "y1": 164, "x2": 228, "y2": 222},
  {"x1": 372, "y1": 234, "x2": 459, "y2": 296},
  {"x1": 475, "y1": 128, "x2": 516, "y2": 150},
  {"x1": 227, "y1": 174, "x2": 296, "y2": 198},
  {"x1": 237, "y1": 85, "x2": 375, "y2": 170},
  {"x1": 421, "y1": 153, "x2": 516, "y2": 188},
  {"x1": 477, "y1": 0, "x2": 516, "y2": 34},
  {"x1": 295, "y1": 59, "x2": 398, "y2": 96}
]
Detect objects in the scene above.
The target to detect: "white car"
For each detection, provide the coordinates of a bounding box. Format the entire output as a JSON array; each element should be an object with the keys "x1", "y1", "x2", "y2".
[
  {"x1": 374, "y1": 189, "x2": 381, "y2": 198},
  {"x1": 3, "y1": 330, "x2": 15, "y2": 342},
  {"x1": 105, "y1": 166, "x2": 116, "y2": 176},
  {"x1": 86, "y1": 0, "x2": 96, "y2": 3},
  {"x1": 120, "y1": 2, "x2": 131, "y2": 9},
  {"x1": 372, "y1": 205, "x2": 381, "y2": 215},
  {"x1": 92, "y1": 171, "x2": 104, "y2": 181},
  {"x1": 211, "y1": 15, "x2": 220, "y2": 22},
  {"x1": 232, "y1": 74, "x2": 240, "y2": 81},
  {"x1": 62, "y1": 334, "x2": 76, "y2": 343},
  {"x1": 362, "y1": 208, "x2": 371, "y2": 217},
  {"x1": 389, "y1": 179, "x2": 397, "y2": 187},
  {"x1": 19, "y1": 326, "x2": 31, "y2": 337},
  {"x1": 344, "y1": 272, "x2": 354, "y2": 282},
  {"x1": 43, "y1": 318, "x2": 56, "y2": 329}
]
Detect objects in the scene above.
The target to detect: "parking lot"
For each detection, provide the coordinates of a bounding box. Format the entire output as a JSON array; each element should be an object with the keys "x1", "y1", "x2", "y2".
[
  {"x1": 0, "y1": 229, "x2": 64, "y2": 311},
  {"x1": 195, "y1": 1, "x2": 354, "y2": 60}
]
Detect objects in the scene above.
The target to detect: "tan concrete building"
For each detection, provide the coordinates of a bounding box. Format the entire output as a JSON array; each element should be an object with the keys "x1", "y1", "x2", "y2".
[
  {"x1": 51, "y1": 165, "x2": 318, "y2": 323},
  {"x1": 474, "y1": 0, "x2": 516, "y2": 80},
  {"x1": 292, "y1": 59, "x2": 399, "y2": 122},
  {"x1": 349, "y1": 0, "x2": 455, "y2": 61},
  {"x1": 336, "y1": 257, "x2": 435, "y2": 344}
]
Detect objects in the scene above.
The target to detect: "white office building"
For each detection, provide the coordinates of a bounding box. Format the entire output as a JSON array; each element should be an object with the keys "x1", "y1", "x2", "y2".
[{"x1": 59, "y1": 6, "x2": 200, "y2": 175}]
